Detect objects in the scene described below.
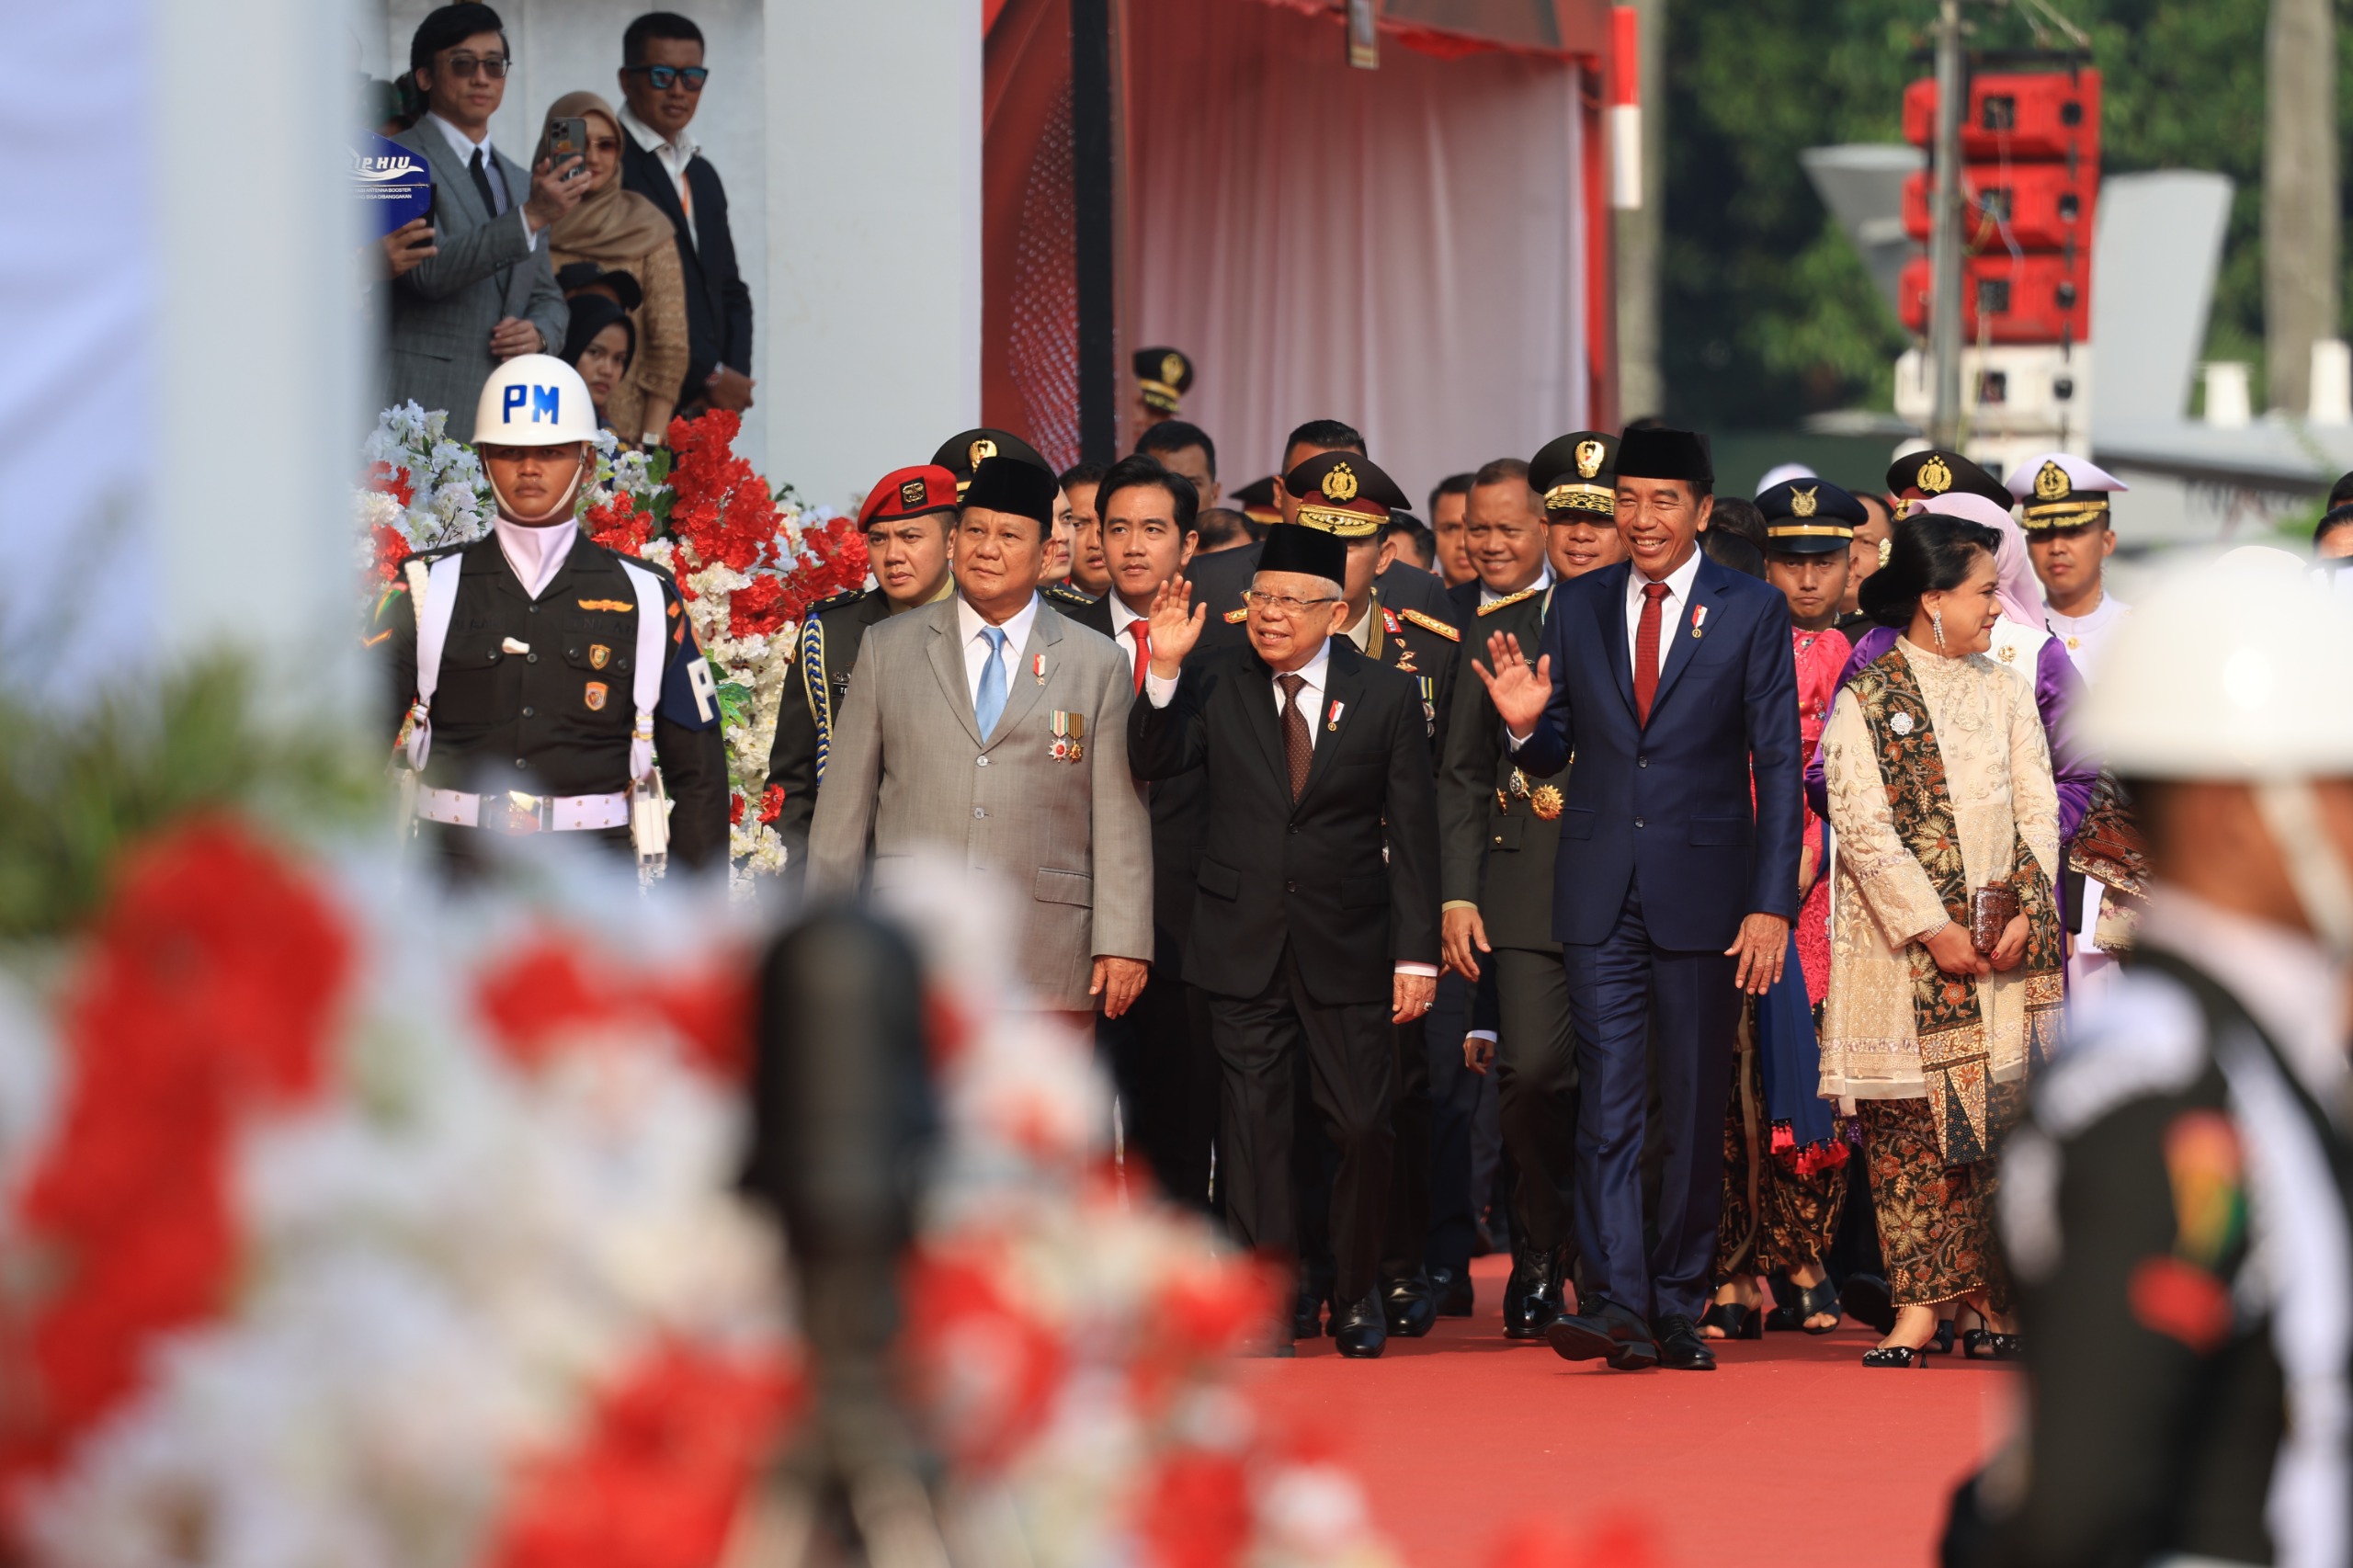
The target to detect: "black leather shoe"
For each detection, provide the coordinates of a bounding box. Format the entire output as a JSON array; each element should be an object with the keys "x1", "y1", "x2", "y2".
[
  {"x1": 1331, "y1": 1291, "x2": 1388, "y2": 1358},
  {"x1": 1431, "y1": 1266, "x2": 1475, "y2": 1317},
  {"x1": 1654, "y1": 1313, "x2": 1719, "y2": 1370},
  {"x1": 1839, "y1": 1273, "x2": 1896, "y2": 1335},
  {"x1": 1293, "y1": 1286, "x2": 1325, "y2": 1340},
  {"x1": 1381, "y1": 1271, "x2": 1437, "y2": 1338},
  {"x1": 1541, "y1": 1295, "x2": 1657, "y2": 1369},
  {"x1": 1503, "y1": 1245, "x2": 1566, "y2": 1340}
]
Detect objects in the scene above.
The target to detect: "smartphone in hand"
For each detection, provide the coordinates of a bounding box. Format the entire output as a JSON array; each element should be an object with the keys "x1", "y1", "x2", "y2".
[{"x1": 543, "y1": 116, "x2": 589, "y2": 181}]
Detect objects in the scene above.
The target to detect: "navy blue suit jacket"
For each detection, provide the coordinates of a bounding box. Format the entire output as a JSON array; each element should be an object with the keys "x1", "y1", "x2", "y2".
[{"x1": 1512, "y1": 554, "x2": 1802, "y2": 950}]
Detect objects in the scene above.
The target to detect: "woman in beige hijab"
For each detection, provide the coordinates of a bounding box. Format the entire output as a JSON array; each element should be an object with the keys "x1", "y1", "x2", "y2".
[{"x1": 541, "y1": 91, "x2": 688, "y2": 449}]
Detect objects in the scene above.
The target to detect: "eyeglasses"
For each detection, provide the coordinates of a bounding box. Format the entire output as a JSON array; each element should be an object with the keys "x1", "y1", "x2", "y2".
[
  {"x1": 1242, "y1": 589, "x2": 1338, "y2": 618},
  {"x1": 440, "y1": 52, "x2": 510, "y2": 79},
  {"x1": 626, "y1": 64, "x2": 710, "y2": 91}
]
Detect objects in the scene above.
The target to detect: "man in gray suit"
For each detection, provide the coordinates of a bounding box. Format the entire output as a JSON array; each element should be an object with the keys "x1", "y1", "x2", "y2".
[
  {"x1": 808, "y1": 457, "x2": 1154, "y2": 1017},
  {"x1": 384, "y1": 5, "x2": 575, "y2": 438}
]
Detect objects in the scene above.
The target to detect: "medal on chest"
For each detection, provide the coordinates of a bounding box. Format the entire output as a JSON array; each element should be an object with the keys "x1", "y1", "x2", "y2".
[{"x1": 1050, "y1": 710, "x2": 1085, "y2": 761}]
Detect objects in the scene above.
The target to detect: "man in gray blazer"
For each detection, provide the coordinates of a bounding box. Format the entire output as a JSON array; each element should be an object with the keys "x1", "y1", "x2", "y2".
[
  {"x1": 808, "y1": 457, "x2": 1154, "y2": 1017},
  {"x1": 383, "y1": 5, "x2": 575, "y2": 439}
]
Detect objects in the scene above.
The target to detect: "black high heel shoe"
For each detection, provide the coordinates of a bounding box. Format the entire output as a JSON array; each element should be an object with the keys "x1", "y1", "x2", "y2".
[
  {"x1": 1961, "y1": 1328, "x2": 1995, "y2": 1359},
  {"x1": 1766, "y1": 1279, "x2": 1843, "y2": 1336},
  {"x1": 1927, "y1": 1321, "x2": 1956, "y2": 1355},
  {"x1": 1988, "y1": 1332, "x2": 2023, "y2": 1360},
  {"x1": 1699, "y1": 1301, "x2": 1762, "y2": 1340},
  {"x1": 1861, "y1": 1342, "x2": 1928, "y2": 1368}
]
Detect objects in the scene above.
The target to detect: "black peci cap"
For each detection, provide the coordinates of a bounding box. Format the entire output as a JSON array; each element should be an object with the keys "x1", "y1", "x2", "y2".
[
  {"x1": 1529, "y1": 431, "x2": 1620, "y2": 516},
  {"x1": 1256, "y1": 522, "x2": 1348, "y2": 585},
  {"x1": 1757, "y1": 478, "x2": 1866, "y2": 554},
  {"x1": 1614, "y1": 426, "x2": 1712, "y2": 484},
  {"x1": 961, "y1": 455, "x2": 1062, "y2": 528}
]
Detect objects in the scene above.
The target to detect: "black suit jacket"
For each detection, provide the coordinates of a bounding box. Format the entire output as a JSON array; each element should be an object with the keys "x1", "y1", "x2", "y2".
[
  {"x1": 1129, "y1": 639, "x2": 1440, "y2": 1006},
  {"x1": 621, "y1": 139, "x2": 753, "y2": 401}
]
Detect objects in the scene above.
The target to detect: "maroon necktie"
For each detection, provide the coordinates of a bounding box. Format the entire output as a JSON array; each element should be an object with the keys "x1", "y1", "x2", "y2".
[
  {"x1": 1634, "y1": 580, "x2": 1670, "y2": 725},
  {"x1": 1278, "y1": 673, "x2": 1311, "y2": 801},
  {"x1": 1127, "y1": 619, "x2": 1150, "y2": 694}
]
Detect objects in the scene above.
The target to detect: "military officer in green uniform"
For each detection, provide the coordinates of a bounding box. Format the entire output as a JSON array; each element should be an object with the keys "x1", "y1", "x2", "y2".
[
  {"x1": 1437, "y1": 433, "x2": 1620, "y2": 1338},
  {"x1": 763, "y1": 462, "x2": 959, "y2": 877}
]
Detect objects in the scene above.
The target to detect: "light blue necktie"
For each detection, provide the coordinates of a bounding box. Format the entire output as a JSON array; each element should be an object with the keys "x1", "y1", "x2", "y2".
[{"x1": 974, "y1": 625, "x2": 1009, "y2": 737}]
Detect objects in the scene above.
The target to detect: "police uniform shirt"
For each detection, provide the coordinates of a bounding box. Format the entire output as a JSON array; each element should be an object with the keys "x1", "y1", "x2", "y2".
[{"x1": 371, "y1": 531, "x2": 729, "y2": 864}]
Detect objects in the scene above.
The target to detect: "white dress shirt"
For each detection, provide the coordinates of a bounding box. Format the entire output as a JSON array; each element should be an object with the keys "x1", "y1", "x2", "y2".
[
  {"x1": 1625, "y1": 546, "x2": 1705, "y2": 676},
  {"x1": 1108, "y1": 594, "x2": 1148, "y2": 674},
  {"x1": 1147, "y1": 642, "x2": 1431, "y2": 977},
  {"x1": 620, "y1": 105, "x2": 700, "y2": 247},
  {"x1": 2045, "y1": 593, "x2": 2130, "y2": 686},
  {"x1": 426, "y1": 112, "x2": 537, "y2": 250},
  {"x1": 957, "y1": 592, "x2": 1042, "y2": 710}
]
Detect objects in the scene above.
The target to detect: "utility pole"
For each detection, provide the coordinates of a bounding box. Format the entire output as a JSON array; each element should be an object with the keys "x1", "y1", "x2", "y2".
[
  {"x1": 1612, "y1": 0, "x2": 1665, "y2": 421},
  {"x1": 1927, "y1": 0, "x2": 1966, "y2": 448},
  {"x1": 2265, "y1": 0, "x2": 2338, "y2": 414}
]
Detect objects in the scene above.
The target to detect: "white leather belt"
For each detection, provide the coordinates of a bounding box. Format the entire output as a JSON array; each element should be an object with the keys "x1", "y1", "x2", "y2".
[{"x1": 415, "y1": 786, "x2": 631, "y2": 835}]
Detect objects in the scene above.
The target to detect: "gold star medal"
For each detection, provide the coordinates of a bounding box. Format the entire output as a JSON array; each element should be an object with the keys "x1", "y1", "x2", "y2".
[{"x1": 1530, "y1": 784, "x2": 1564, "y2": 821}]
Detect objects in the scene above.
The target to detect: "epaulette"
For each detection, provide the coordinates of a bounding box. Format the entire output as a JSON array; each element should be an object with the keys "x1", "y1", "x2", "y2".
[
  {"x1": 1399, "y1": 607, "x2": 1461, "y2": 642},
  {"x1": 1381, "y1": 607, "x2": 1404, "y2": 635},
  {"x1": 1477, "y1": 585, "x2": 1540, "y2": 617},
  {"x1": 1044, "y1": 582, "x2": 1097, "y2": 608},
  {"x1": 807, "y1": 586, "x2": 870, "y2": 617},
  {"x1": 1222, "y1": 607, "x2": 1249, "y2": 623}
]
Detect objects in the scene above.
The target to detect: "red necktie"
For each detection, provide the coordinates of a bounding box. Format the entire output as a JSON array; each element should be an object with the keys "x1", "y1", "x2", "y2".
[
  {"x1": 1127, "y1": 619, "x2": 1150, "y2": 694},
  {"x1": 1634, "y1": 580, "x2": 1670, "y2": 725}
]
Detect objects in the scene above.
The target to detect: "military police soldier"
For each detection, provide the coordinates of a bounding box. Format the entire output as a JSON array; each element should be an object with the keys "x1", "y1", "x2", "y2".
[
  {"x1": 372, "y1": 355, "x2": 728, "y2": 869},
  {"x1": 763, "y1": 463, "x2": 960, "y2": 876},
  {"x1": 1947, "y1": 552, "x2": 2353, "y2": 1567}
]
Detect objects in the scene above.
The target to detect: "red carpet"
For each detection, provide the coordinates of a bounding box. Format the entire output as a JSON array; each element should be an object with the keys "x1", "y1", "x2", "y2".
[{"x1": 1241, "y1": 1256, "x2": 2010, "y2": 1568}]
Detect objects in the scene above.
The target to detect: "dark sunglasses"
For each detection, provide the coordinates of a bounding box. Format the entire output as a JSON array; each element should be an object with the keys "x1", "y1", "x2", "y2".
[
  {"x1": 626, "y1": 63, "x2": 709, "y2": 91},
  {"x1": 439, "y1": 51, "x2": 510, "y2": 79}
]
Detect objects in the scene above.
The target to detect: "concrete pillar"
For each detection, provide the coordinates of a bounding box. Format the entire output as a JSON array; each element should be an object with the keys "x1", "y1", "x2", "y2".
[{"x1": 765, "y1": 0, "x2": 982, "y2": 515}]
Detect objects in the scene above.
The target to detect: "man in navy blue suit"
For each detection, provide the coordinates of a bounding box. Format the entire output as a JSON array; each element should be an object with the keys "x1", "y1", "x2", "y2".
[{"x1": 1472, "y1": 426, "x2": 1801, "y2": 1371}]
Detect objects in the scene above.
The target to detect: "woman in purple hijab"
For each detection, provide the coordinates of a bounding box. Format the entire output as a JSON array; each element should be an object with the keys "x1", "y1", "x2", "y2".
[{"x1": 1806, "y1": 493, "x2": 2097, "y2": 840}]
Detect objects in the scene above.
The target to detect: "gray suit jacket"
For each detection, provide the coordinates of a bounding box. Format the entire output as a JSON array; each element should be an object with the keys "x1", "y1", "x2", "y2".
[
  {"x1": 383, "y1": 120, "x2": 567, "y2": 440},
  {"x1": 807, "y1": 595, "x2": 1154, "y2": 1009}
]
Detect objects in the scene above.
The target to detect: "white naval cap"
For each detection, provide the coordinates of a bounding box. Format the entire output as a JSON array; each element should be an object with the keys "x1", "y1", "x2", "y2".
[
  {"x1": 1756, "y1": 461, "x2": 1816, "y2": 494},
  {"x1": 2004, "y1": 451, "x2": 2127, "y2": 528}
]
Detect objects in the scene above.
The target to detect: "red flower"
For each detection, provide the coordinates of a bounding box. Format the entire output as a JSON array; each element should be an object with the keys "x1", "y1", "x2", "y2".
[
  {"x1": 728, "y1": 792, "x2": 745, "y2": 826},
  {"x1": 371, "y1": 524, "x2": 413, "y2": 583},
  {"x1": 756, "y1": 784, "x2": 785, "y2": 824},
  {"x1": 2, "y1": 816, "x2": 350, "y2": 1501},
  {"x1": 726, "y1": 575, "x2": 788, "y2": 641},
  {"x1": 903, "y1": 1244, "x2": 1066, "y2": 1470},
  {"x1": 481, "y1": 1338, "x2": 801, "y2": 1568},
  {"x1": 367, "y1": 460, "x2": 415, "y2": 508},
  {"x1": 1136, "y1": 1449, "x2": 1252, "y2": 1568},
  {"x1": 586, "y1": 494, "x2": 652, "y2": 558}
]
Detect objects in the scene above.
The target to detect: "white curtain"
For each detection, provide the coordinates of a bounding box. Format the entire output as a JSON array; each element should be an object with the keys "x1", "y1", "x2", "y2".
[{"x1": 1126, "y1": 0, "x2": 1587, "y2": 506}]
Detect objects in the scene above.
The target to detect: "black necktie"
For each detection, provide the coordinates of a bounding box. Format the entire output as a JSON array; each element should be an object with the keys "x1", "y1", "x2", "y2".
[
  {"x1": 1278, "y1": 674, "x2": 1311, "y2": 801},
  {"x1": 469, "y1": 147, "x2": 503, "y2": 216}
]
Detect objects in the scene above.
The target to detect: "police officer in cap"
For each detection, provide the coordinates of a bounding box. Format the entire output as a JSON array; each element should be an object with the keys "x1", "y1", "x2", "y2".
[
  {"x1": 1946, "y1": 551, "x2": 2353, "y2": 1567},
  {"x1": 1134, "y1": 346, "x2": 1194, "y2": 429},
  {"x1": 763, "y1": 463, "x2": 959, "y2": 877},
  {"x1": 373, "y1": 354, "x2": 728, "y2": 869}
]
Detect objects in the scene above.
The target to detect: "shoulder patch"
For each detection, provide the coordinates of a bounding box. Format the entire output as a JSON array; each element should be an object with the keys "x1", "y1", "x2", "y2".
[
  {"x1": 1045, "y1": 583, "x2": 1097, "y2": 608},
  {"x1": 809, "y1": 587, "x2": 869, "y2": 616},
  {"x1": 1381, "y1": 607, "x2": 1403, "y2": 635},
  {"x1": 1222, "y1": 607, "x2": 1249, "y2": 623},
  {"x1": 1400, "y1": 607, "x2": 1461, "y2": 642},
  {"x1": 1478, "y1": 586, "x2": 1539, "y2": 618}
]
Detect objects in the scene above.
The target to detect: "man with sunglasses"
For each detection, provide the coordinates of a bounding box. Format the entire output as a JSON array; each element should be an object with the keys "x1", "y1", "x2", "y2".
[
  {"x1": 618, "y1": 13, "x2": 755, "y2": 419},
  {"x1": 384, "y1": 4, "x2": 577, "y2": 440}
]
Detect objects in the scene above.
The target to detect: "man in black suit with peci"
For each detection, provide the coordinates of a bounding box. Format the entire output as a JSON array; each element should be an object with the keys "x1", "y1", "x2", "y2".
[{"x1": 1131, "y1": 515, "x2": 1442, "y2": 1359}]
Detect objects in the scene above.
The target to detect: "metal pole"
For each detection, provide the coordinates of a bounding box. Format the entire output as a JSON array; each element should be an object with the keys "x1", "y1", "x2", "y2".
[
  {"x1": 1927, "y1": 0, "x2": 1966, "y2": 448},
  {"x1": 1071, "y1": 0, "x2": 1118, "y2": 464}
]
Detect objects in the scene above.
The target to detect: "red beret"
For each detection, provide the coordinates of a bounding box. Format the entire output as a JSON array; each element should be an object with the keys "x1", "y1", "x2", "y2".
[{"x1": 860, "y1": 465, "x2": 960, "y2": 528}]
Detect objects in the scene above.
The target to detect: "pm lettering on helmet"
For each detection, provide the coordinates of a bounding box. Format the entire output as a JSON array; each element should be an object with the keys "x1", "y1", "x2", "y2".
[{"x1": 501, "y1": 383, "x2": 563, "y2": 425}]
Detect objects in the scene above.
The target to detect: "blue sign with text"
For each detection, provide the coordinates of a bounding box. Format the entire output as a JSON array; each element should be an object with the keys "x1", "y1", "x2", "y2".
[{"x1": 351, "y1": 131, "x2": 433, "y2": 237}]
